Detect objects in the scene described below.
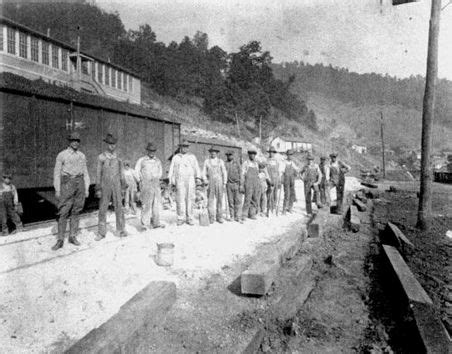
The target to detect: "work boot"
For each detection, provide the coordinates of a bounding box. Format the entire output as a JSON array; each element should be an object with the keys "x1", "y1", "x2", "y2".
[
  {"x1": 119, "y1": 230, "x2": 128, "y2": 237},
  {"x1": 51, "y1": 240, "x2": 64, "y2": 251},
  {"x1": 187, "y1": 220, "x2": 195, "y2": 226},
  {"x1": 1, "y1": 230, "x2": 9, "y2": 237},
  {"x1": 177, "y1": 220, "x2": 185, "y2": 226},
  {"x1": 68, "y1": 236, "x2": 81, "y2": 246},
  {"x1": 94, "y1": 234, "x2": 105, "y2": 241},
  {"x1": 153, "y1": 224, "x2": 165, "y2": 229},
  {"x1": 217, "y1": 219, "x2": 224, "y2": 224}
]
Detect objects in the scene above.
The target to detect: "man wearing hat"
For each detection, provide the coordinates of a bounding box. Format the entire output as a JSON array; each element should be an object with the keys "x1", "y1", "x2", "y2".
[
  {"x1": 225, "y1": 150, "x2": 242, "y2": 222},
  {"x1": 95, "y1": 133, "x2": 127, "y2": 239},
  {"x1": 282, "y1": 149, "x2": 299, "y2": 214},
  {"x1": 202, "y1": 146, "x2": 227, "y2": 224},
  {"x1": 329, "y1": 153, "x2": 351, "y2": 214},
  {"x1": 52, "y1": 131, "x2": 90, "y2": 250},
  {"x1": 135, "y1": 142, "x2": 164, "y2": 229},
  {"x1": 266, "y1": 146, "x2": 281, "y2": 215},
  {"x1": 240, "y1": 147, "x2": 261, "y2": 220},
  {"x1": 318, "y1": 156, "x2": 331, "y2": 207},
  {"x1": 1, "y1": 172, "x2": 24, "y2": 236},
  {"x1": 300, "y1": 155, "x2": 323, "y2": 216},
  {"x1": 168, "y1": 139, "x2": 201, "y2": 225}
]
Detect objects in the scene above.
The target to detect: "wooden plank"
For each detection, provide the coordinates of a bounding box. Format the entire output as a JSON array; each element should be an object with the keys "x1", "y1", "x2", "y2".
[
  {"x1": 241, "y1": 230, "x2": 306, "y2": 296},
  {"x1": 349, "y1": 206, "x2": 360, "y2": 233},
  {"x1": 353, "y1": 198, "x2": 367, "y2": 212},
  {"x1": 361, "y1": 182, "x2": 378, "y2": 189},
  {"x1": 386, "y1": 222, "x2": 415, "y2": 252},
  {"x1": 382, "y1": 245, "x2": 432, "y2": 305},
  {"x1": 66, "y1": 281, "x2": 177, "y2": 353}
]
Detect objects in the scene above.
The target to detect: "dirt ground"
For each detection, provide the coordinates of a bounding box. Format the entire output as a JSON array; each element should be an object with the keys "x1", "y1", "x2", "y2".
[{"x1": 373, "y1": 182, "x2": 452, "y2": 335}]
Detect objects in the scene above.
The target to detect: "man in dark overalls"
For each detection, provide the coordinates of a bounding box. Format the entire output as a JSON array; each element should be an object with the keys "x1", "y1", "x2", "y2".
[
  {"x1": 0, "y1": 173, "x2": 23, "y2": 236},
  {"x1": 318, "y1": 156, "x2": 330, "y2": 207},
  {"x1": 52, "y1": 132, "x2": 90, "y2": 250},
  {"x1": 95, "y1": 133, "x2": 127, "y2": 240},
  {"x1": 225, "y1": 151, "x2": 242, "y2": 222},
  {"x1": 282, "y1": 149, "x2": 299, "y2": 214},
  {"x1": 266, "y1": 146, "x2": 281, "y2": 216},
  {"x1": 300, "y1": 154, "x2": 323, "y2": 216},
  {"x1": 329, "y1": 153, "x2": 351, "y2": 214},
  {"x1": 240, "y1": 148, "x2": 260, "y2": 221}
]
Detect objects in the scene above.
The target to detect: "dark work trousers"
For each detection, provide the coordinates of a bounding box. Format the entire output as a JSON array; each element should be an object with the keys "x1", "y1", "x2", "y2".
[
  {"x1": 331, "y1": 178, "x2": 345, "y2": 212},
  {"x1": 57, "y1": 175, "x2": 85, "y2": 240},
  {"x1": 304, "y1": 183, "x2": 321, "y2": 215},
  {"x1": 266, "y1": 165, "x2": 279, "y2": 214},
  {"x1": 226, "y1": 182, "x2": 241, "y2": 220},
  {"x1": 283, "y1": 165, "x2": 297, "y2": 212},
  {"x1": 242, "y1": 167, "x2": 260, "y2": 219},
  {"x1": 0, "y1": 191, "x2": 22, "y2": 233},
  {"x1": 98, "y1": 158, "x2": 125, "y2": 236}
]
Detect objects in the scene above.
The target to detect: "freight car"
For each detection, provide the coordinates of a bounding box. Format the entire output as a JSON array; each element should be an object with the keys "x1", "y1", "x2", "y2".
[
  {"x1": 0, "y1": 73, "x2": 180, "y2": 222},
  {"x1": 184, "y1": 135, "x2": 242, "y2": 164}
]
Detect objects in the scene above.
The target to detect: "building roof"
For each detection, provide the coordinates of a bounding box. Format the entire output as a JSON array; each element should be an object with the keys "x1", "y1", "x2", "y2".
[
  {"x1": 273, "y1": 136, "x2": 310, "y2": 143},
  {"x1": 184, "y1": 135, "x2": 241, "y2": 149},
  {"x1": 0, "y1": 16, "x2": 140, "y2": 78}
]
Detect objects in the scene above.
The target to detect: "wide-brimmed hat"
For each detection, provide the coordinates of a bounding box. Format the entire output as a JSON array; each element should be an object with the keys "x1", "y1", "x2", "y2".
[
  {"x1": 68, "y1": 132, "x2": 81, "y2": 141},
  {"x1": 307, "y1": 154, "x2": 315, "y2": 160},
  {"x1": 208, "y1": 146, "x2": 219, "y2": 153},
  {"x1": 2, "y1": 172, "x2": 12, "y2": 179},
  {"x1": 286, "y1": 149, "x2": 294, "y2": 155},
  {"x1": 103, "y1": 133, "x2": 117, "y2": 144},
  {"x1": 248, "y1": 148, "x2": 257, "y2": 155},
  {"x1": 267, "y1": 146, "x2": 277, "y2": 153},
  {"x1": 330, "y1": 152, "x2": 338, "y2": 158},
  {"x1": 320, "y1": 156, "x2": 327, "y2": 161},
  {"x1": 179, "y1": 139, "x2": 190, "y2": 147},
  {"x1": 225, "y1": 150, "x2": 234, "y2": 156},
  {"x1": 146, "y1": 142, "x2": 157, "y2": 151}
]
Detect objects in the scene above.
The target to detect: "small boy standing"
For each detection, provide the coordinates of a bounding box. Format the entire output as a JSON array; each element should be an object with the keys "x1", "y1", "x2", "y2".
[
  {"x1": 123, "y1": 161, "x2": 139, "y2": 214},
  {"x1": 0, "y1": 173, "x2": 24, "y2": 236},
  {"x1": 258, "y1": 163, "x2": 271, "y2": 217}
]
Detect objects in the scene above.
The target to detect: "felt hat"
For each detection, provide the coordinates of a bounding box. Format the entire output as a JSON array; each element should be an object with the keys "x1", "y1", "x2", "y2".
[
  {"x1": 307, "y1": 154, "x2": 315, "y2": 160},
  {"x1": 208, "y1": 146, "x2": 219, "y2": 153},
  {"x1": 286, "y1": 149, "x2": 294, "y2": 155},
  {"x1": 267, "y1": 146, "x2": 277, "y2": 153},
  {"x1": 320, "y1": 156, "x2": 327, "y2": 161},
  {"x1": 2, "y1": 172, "x2": 12, "y2": 179},
  {"x1": 248, "y1": 148, "x2": 257, "y2": 155},
  {"x1": 225, "y1": 150, "x2": 234, "y2": 156},
  {"x1": 146, "y1": 142, "x2": 157, "y2": 151},
  {"x1": 330, "y1": 152, "x2": 338, "y2": 158},
  {"x1": 68, "y1": 131, "x2": 81, "y2": 141},
  {"x1": 103, "y1": 133, "x2": 117, "y2": 144},
  {"x1": 179, "y1": 139, "x2": 190, "y2": 147}
]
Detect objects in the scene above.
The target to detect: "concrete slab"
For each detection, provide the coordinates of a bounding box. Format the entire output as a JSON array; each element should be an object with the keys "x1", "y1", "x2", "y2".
[{"x1": 385, "y1": 222, "x2": 415, "y2": 254}]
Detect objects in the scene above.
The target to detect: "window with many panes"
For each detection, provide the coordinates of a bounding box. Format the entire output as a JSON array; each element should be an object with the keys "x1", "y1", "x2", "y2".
[
  {"x1": 105, "y1": 66, "x2": 110, "y2": 86},
  {"x1": 42, "y1": 42, "x2": 49, "y2": 65},
  {"x1": 19, "y1": 32, "x2": 27, "y2": 58},
  {"x1": 51, "y1": 45, "x2": 59, "y2": 68},
  {"x1": 7, "y1": 27, "x2": 15, "y2": 54},
  {"x1": 118, "y1": 72, "x2": 122, "y2": 89},
  {"x1": 111, "y1": 69, "x2": 116, "y2": 88},
  {"x1": 123, "y1": 74, "x2": 127, "y2": 92},
  {"x1": 61, "y1": 49, "x2": 68, "y2": 71},
  {"x1": 129, "y1": 77, "x2": 133, "y2": 92},
  {"x1": 98, "y1": 64, "x2": 103, "y2": 84},
  {"x1": 0, "y1": 25, "x2": 4, "y2": 51},
  {"x1": 31, "y1": 37, "x2": 39, "y2": 62}
]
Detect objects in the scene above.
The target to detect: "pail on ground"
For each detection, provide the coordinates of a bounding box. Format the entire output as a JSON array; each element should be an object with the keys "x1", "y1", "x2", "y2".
[{"x1": 156, "y1": 243, "x2": 175, "y2": 266}]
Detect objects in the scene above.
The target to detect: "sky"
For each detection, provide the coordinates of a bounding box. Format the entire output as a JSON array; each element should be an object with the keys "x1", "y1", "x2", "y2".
[{"x1": 96, "y1": 0, "x2": 452, "y2": 80}]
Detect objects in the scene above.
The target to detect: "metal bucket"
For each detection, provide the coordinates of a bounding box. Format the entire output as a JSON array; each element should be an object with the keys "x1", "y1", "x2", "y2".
[{"x1": 156, "y1": 243, "x2": 175, "y2": 266}]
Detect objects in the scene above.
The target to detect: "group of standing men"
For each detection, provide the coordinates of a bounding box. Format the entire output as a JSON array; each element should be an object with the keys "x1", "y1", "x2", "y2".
[{"x1": 52, "y1": 132, "x2": 350, "y2": 251}]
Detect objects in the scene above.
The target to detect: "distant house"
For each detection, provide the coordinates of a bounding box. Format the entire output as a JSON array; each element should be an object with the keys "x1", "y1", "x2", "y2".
[
  {"x1": 351, "y1": 144, "x2": 367, "y2": 154},
  {"x1": 271, "y1": 136, "x2": 312, "y2": 153}
]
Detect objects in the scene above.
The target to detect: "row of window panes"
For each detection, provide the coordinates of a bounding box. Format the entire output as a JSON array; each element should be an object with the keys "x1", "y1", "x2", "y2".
[
  {"x1": 93, "y1": 63, "x2": 132, "y2": 92},
  {"x1": 1, "y1": 27, "x2": 69, "y2": 72}
]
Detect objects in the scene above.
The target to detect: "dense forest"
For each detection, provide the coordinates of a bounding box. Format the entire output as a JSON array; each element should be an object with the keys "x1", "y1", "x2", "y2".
[
  {"x1": 272, "y1": 62, "x2": 452, "y2": 127},
  {"x1": 2, "y1": 2, "x2": 316, "y2": 131}
]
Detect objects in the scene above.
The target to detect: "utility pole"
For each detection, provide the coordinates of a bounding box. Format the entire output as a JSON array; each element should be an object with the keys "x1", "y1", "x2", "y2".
[
  {"x1": 259, "y1": 116, "x2": 262, "y2": 144},
  {"x1": 417, "y1": 0, "x2": 442, "y2": 230},
  {"x1": 380, "y1": 112, "x2": 386, "y2": 179}
]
